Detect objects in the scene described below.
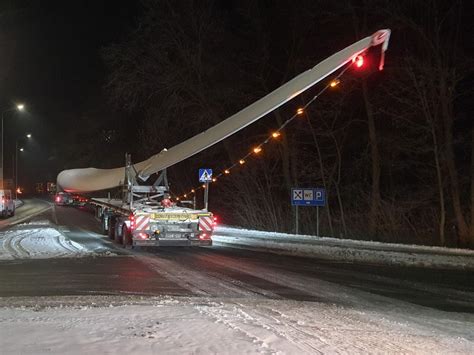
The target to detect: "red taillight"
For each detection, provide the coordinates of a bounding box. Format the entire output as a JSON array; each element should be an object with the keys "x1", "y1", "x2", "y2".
[
  {"x1": 137, "y1": 232, "x2": 148, "y2": 239},
  {"x1": 353, "y1": 55, "x2": 364, "y2": 68},
  {"x1": 199, "y1": 233, "x2": 208, "y2": 240},
  {"x1": 55, "y1": 196, "x2": 60, "y2": 202},
  {"x1": 129, "y1": 214, "x2": 135, "y2": 230},
  {"x1": 213, "y1": 216, "x2": 218, "y2": 226}
]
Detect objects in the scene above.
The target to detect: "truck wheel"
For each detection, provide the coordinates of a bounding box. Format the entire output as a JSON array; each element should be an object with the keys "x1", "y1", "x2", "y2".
[
  {"x1": 122, "y1": 225, "x2": 132, "y2": 247},
  {"x1": 108, "y1": 218, "x2": 117, "y2": 240},
  {"x1": 101, "y1": 217, "x2": 108, "y2": 235},
  {"x1": 114, "y1": 220, "x2": 123, "y2": 244}
]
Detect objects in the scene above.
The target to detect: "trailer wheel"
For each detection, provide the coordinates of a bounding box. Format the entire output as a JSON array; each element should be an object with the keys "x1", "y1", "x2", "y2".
[
  {"x1": 122, "y1": 225, "x2": 132, "y2": 247},
  {"x1": 108, "y1": 217, "x2": 117, "y2": 240}
]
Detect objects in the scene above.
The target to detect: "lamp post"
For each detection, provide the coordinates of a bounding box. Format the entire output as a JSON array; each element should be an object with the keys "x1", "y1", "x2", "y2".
[
  {"x1": 1, "y1": 104, "x2": 25, "y2": 189},
  {"x1": 15, "y1": 133, "x2": 31, "y2": 200}
]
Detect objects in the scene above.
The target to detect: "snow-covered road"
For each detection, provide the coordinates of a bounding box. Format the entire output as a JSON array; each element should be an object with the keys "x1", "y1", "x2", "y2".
[
  {"x1": 1, "y1": 295, "x2": 472, "y2": 355},
  {"x1": 0, "y1": 202, "x2": 473, "y2": 354}
]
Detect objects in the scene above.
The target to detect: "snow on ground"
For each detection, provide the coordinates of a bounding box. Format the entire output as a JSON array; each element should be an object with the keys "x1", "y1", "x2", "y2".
[
  {"x1": 213, "y1": 226, "x2": 474, "y2": 270},
  {"x1": 0, "y1": 220, "x2": 90, "y2": 260},
  {"x1": 0, "y1": 295, "x2": 472, "y2": 355}
]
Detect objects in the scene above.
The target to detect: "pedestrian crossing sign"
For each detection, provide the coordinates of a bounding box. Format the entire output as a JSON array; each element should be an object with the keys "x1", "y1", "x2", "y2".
[{"x1": 199, "y1": 169, "x2": 213, "y2": 182}]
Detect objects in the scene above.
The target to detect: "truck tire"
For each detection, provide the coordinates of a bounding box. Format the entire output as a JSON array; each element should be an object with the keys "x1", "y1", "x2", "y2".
[
  {"x1": 122, "y1": 225, "x2": 132, "y2": 247},
  {"x1": 101, "y1": 217, "x2": 108, "y2": 235},
  {"x1": 114, "y1": 219, "x2": 122, "y2": 244},
  {"x1": 108, "y1": 217, "x2": 117, "y2": 240}
]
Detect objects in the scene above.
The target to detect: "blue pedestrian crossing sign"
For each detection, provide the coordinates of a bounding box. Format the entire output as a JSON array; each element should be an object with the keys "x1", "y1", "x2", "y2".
[
  {"x1": 291, "y1": 188, "x2": 326, "y2": 206},
  {"x1": 199, "y1": 169, "x2": 213, "y2": 182}
]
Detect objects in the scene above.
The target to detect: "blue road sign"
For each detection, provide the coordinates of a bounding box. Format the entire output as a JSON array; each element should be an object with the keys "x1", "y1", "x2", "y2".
[
  {"x1": 199, "y1": 169, "x2": 213, "y2": 182},
  {"x1": 291, "y1": 188, "x2": 326, "y2": 206}
]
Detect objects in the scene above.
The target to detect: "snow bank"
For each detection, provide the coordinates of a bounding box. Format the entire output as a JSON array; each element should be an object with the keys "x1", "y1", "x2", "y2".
[{"x1": 213, "y1": 226, "x2": 474, "y2": 270}]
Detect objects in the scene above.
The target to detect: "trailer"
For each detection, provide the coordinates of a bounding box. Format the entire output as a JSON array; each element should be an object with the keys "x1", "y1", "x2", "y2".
[{"x1": 88, "y1": 154, "x2": 214, "y2": 247}]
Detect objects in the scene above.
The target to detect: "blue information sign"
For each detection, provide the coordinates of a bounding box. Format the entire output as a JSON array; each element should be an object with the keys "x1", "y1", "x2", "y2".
[
  {"x1": 199, "y1": 169, "x2": 213, "y2": 182},
  {"x1": 291, "y1": 188, "x2": 326, "y2": 206}
]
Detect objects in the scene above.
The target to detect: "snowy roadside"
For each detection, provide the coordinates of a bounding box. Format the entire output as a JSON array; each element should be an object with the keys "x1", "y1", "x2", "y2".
[
  {"x1": 14, "y1": 199, "x2": 24, "y2": 208},
  {"x1": 213, "y1": 226, "x2": 474, "y2": 270},
  {"x1": 0, "y1": 295, "x2": 472, "y2": 355}
]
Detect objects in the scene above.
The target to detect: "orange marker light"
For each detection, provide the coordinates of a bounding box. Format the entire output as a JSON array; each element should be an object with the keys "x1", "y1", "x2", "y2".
[
  {"x1": 253, "y1": 147, "x2": 262, "y2": 154},
  {"x1": 224, "y1": 169, "x2": 230, "y2": 174},
  {"x1": 330, "y1": 79, "x2": 340, "y2": 87},
  {"x1": 272, "y1": 131, "x2": 281, "y2": 138},
  {"x1": 296, "y1": 108, "x2": 304, "y2": 115},
  {"x1": 239, "y1": 159, "x2": 245, "y2": 165}
]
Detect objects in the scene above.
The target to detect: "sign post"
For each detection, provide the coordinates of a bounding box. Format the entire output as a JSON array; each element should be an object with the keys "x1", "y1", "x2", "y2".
[
  {"x1": 199, "y1": 168, "x2": 213, "y2": 211},
  {"x1": 203, "y1": 182, "x2": 209, "y2": 210},
  {"x1": 317, "y1": 205, "x2": 320, "y2": 237},
  {"x1": 291, "y1": 188, "x2": 326, "y2": 236},
  {"x1": 295, "y1": 205, "x2": 299, "y2": 235}
]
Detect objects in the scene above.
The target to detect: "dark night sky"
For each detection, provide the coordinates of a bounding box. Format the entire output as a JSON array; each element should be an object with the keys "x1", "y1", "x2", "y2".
[
  {"x1": 0, "y1": 1, "x2": 471, "y2": 193},
  {"x1": 0, "y1": 1, "x2": 140, "y2": 188}
]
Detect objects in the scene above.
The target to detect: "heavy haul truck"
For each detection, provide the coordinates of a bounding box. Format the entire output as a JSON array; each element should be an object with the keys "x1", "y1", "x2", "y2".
[{"x1": 57, "y1": 30, "x2": 390, "y2": 247}]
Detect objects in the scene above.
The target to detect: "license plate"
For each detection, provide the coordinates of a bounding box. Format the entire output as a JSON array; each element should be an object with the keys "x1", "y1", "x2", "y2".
[
  {"x1": 153, "y1": 213, "x2": 196, "y2": 220},
  {"x1": 165, "y1": 233, "x2": 185, "y2": 239}
]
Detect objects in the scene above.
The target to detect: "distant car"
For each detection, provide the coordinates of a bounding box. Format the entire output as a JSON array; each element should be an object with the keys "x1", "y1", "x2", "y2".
[
  {"x1": 71, "y1": 194, "x2": 87, "y2": 206},
  {"x1": 0, "y1": 189, "x2": 15, "y2": 217},
  {"x1": 54, "y1": 192, "x2": 73, "y2": 206}
]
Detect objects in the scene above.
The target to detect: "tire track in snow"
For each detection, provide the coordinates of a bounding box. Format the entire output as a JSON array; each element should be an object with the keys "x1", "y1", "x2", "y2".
[
  {"x1": 0, "y1": 224, "x2": 90, "y2": 260},
  {"x1": 138, "y1": 251, "x2": 282, "y2": 299},
  {"x1": 197, "y1": 250, "x2": 474, "y2": 345}
]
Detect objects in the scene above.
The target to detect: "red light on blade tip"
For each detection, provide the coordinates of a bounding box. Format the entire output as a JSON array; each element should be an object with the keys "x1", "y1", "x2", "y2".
[{"x1": 353, "y1": 55, "x2": 364, "y2": 68}]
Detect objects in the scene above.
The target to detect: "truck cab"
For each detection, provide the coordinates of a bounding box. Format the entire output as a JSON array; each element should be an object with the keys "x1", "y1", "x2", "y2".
[{"x1": 0, "y1": 189, "x2": 15, "y2": 218}]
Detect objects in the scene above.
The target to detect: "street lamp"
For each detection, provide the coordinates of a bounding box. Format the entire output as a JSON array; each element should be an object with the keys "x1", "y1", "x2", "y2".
[
  {"x1": 1, "y1": 104, "x2": 26, "y2": 189},
  {"x1": 15, "y1": 133, "x2": 31, "y2": 199}
]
